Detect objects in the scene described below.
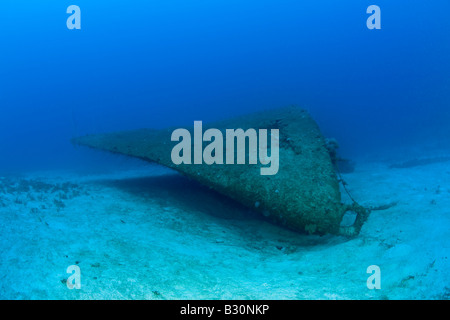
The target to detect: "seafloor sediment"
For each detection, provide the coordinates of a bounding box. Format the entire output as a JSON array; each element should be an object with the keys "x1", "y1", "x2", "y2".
[{"x1": 0, "y1": 160, "x2": 449, "y2": 299}]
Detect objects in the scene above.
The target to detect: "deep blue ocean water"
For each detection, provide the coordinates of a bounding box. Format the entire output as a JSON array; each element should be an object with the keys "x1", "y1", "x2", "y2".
[{"x1": 1, "y1": 0, "x2": 449, "y2": 172}]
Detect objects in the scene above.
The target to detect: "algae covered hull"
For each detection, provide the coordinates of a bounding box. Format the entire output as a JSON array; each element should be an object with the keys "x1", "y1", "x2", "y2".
[{"x1": 73, "y1": 106, "x2": 357, "y2": 235}]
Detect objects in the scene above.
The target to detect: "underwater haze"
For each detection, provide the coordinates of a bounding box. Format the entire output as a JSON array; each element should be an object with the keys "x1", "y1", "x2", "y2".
[
  {"x1": 1, "y1": 0, "x2": 449, "y2": 171},
  {"x1": 1, "y1": 0, "x2": 450, "y2": 300}
]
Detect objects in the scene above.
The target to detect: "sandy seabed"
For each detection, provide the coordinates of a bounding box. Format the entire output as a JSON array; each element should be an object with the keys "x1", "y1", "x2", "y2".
[{"x1": 0, "y1": 159, "x2": 449, "y2": 300}]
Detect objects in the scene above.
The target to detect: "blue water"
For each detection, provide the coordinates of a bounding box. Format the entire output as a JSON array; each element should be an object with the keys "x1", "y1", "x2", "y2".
[{"x1": 1, "y1": 0, "x2": 449, "y2": 172}]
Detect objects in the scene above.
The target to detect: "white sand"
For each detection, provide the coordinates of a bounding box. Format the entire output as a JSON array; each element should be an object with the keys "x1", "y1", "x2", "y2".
[{"x1": 0, "y1": 160, "x2": 449, "y2": 300}]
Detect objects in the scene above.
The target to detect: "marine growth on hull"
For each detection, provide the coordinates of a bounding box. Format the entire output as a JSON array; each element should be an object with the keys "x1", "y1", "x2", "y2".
[{"x1": 73, "y1": 106, "x2": 368, "y2": 236}]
